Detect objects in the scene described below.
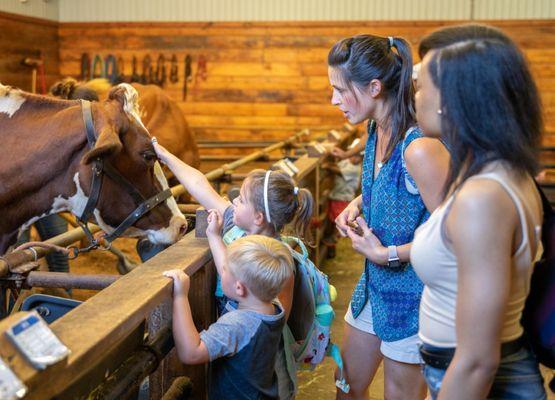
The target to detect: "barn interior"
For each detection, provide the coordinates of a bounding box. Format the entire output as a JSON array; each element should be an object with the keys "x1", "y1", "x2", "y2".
[{"x1": 0, "y1": 0, "x2": 555, "y2": 399}]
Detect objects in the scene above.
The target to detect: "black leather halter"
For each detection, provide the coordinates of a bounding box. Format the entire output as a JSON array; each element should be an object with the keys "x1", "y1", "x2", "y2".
[{"x1": 77, "y1": 100, "x2": 172, "y2": 251}]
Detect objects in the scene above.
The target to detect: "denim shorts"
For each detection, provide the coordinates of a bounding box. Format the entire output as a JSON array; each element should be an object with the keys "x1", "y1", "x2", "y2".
[{"x1": 421, "y1": 345, "x2": 547, "y2": 399}]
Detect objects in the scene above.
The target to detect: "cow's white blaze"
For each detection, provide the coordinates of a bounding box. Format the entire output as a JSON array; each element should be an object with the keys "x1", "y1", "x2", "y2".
[
  {"x1": 118, "y1": 83, "x2": 148, "y2": 131},
  {"x1": 153, "y1": 162, "x2": 182, "y2": 218},
  {"x1": 0, "y1": 84, "x2": 25, "y2": 118},
  {"x1": 148, "y1": 161, "x2": 187, "y2": 244}
]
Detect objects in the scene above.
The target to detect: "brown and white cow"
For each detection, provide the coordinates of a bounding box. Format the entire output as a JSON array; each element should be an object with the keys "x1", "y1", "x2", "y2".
[{"x1": 0, "y1": 82, "x2": 187, "y2": 254}]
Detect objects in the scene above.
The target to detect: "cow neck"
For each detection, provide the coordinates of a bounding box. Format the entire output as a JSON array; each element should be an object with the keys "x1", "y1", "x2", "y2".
[{"x1": 77, "y1": 100, "x2": 172, "y2": 252}]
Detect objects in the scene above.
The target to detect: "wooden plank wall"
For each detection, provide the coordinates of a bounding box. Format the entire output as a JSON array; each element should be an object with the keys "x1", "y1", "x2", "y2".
[
  {"x1": 57, "y1": 20, "x2": 555, "y2": 151},
  {"x1": 0, "y1": 11, "x2": 60, "y2": 93},
  {"x1": 7, "y1": 19, "x2": 555, "y2": 150}
]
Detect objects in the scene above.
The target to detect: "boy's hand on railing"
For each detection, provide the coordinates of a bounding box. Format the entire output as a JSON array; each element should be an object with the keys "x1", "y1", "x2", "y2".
[
  {"x1": 206, "y1": 209, "x2": 223, "y2": 237},
  {"x1": 163, "y1": 269, "x2": 191, "y2": 297}
]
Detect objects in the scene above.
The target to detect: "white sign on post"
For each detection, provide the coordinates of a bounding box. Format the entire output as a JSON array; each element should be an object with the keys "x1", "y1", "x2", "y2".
[
  {"x1": 5, "y1": 311, "x2": 70, "y2": 370},
  {"x1": 0, "y1": 358, "x2": 27, "y2": 400}
]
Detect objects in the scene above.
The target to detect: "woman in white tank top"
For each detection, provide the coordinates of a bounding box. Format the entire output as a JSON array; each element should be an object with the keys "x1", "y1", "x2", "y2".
[{"x1": 411, "y1": 25, "x2": 547, "y2": 399}]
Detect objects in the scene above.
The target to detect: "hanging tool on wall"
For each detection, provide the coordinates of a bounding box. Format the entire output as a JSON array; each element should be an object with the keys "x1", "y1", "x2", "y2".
[
  {"x1": 104, "y1": 54, "x2": 118, "y2": 84},
  {"x1": 80, "y1": 53, "x2": 91, "y2": 82},
  {"x1": 115, "y1": 56, "x2": 126, "y2": 83},
  {"x1": 91, "y1": 54, "x2": 105, "y2": 79},
  {"x1": 169, "y1": 54, "x2": 179, "y2": 84},
  {"x1": 183, "y1": 54, "x2": 193, "y2": 101},
  {"x1": 22, "y1": 54, "x2": 46, "y2": 94},
  {"x1": 154, "y1": 54, "x2": 167, "y2": 87},
  {"x1": 130, "y1": 56, "x2": 140, "y2": 83},
  {"x1": 141, "y1": 55, "x2": 153, "y2": 84},
  {"x1": 195, "y1": 54, "x2": 208, "y2": 84}
]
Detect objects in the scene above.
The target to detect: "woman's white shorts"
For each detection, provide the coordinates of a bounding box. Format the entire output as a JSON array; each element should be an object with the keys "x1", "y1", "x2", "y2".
[{"x1": 344, "y1": 300, "x2": 422, "y2": 364}]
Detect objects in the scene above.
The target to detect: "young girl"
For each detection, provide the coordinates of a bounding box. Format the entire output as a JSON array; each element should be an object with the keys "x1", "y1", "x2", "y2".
[{"x1": 153, "y1": 139, "x2": 313, "y2": 399}]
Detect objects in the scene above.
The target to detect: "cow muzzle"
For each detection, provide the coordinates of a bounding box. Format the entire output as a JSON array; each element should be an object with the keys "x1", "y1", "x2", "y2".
[{"x1": 145, "y1": 215, "x2": 187, "y2": 245}]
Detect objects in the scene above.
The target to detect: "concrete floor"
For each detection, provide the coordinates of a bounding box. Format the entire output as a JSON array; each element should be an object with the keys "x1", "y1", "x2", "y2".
[{"x1": 296, "y1": 238, "x2": 555, "y2": 400}]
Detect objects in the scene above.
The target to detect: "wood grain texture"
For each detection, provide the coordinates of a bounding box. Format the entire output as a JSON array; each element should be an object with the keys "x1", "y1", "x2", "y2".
[
  {"x1": 0, "y1": 233, "x2": 212, "y2": 399},
  {"x1": 0, "y1": 11, "x2": 60, "y2": 93},
  {"x1": 57, "y1": 20, "x2": 555, "y2": 148}
]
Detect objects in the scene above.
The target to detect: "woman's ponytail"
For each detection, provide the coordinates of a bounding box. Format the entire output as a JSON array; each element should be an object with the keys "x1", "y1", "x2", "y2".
[
  {"x1": 389, "y1": 36, "x2": 416, "y2": 141},
  {"x1": 292, "y1": 188, "x2": 314, "y2": 246}
]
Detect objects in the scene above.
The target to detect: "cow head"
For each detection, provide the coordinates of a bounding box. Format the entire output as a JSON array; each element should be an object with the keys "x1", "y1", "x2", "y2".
[{"x1": 74, "y1": 83, "x2": 187, "y2": 244}]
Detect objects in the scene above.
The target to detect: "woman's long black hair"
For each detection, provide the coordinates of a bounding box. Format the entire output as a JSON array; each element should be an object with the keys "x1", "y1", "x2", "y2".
[
  {"x1": 422, "y1": 25, "x2": 542, "y2": 196},
  {"x1": 328, "y1": 35, "x2": 415, "y2": 161}
]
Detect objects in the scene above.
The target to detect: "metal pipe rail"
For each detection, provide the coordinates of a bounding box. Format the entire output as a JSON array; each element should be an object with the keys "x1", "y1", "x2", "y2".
[
  {"x1": 198, "y1": 141, "x2": 277, "y2": 148},
  {"x1": 0, "y1": 223, "x2": 101, "y2": 278},
  {"x1": 172, "y1": 128, "x2": 309, "y2": 197}
]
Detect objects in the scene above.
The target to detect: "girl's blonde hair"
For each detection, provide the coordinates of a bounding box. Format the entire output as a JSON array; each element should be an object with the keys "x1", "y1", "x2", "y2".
[{"x1": 245, "y1": 169, "x2": 314, "y2": 245}]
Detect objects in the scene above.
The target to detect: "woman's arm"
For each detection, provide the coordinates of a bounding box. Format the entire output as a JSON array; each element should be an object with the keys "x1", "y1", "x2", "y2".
[
  {"x1": 438, "y1": 179, "x2": 517, "y2": 400},
  {"x1": 345, "y1": 138, "x2": 448, "y2": 264},
  {"x1": 153, "y1": 142, "x2": 230, "y2": 214},
  {"x1": 346, "y1": 216, "x2": 411, "y2": 265},
  {"x1": 404, "y1": 137, "x2": 450, "y2": 212},
  {"x1": 332, "y1": 132, "x2": 368, "y2": 160}
]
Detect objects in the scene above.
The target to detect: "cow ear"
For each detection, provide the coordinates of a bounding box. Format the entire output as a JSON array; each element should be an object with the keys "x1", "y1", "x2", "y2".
[
  {"x1": 108, "y1": 83, "x2": 140, "y2": 119},
  {"x1": 49, "y1": 77, "x2": 78, "y2": 99},
  {"x1": 82, "y1": 125, "x2": 122, "y2": 164}
]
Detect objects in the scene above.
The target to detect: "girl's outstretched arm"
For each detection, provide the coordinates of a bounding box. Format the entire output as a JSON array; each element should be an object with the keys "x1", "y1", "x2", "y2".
[{"x1": 153, "y1": 139, "x2": 230, "y2": 214}]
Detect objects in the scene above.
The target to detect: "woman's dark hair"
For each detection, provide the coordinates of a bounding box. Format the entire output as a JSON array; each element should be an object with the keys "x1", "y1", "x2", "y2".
[
  {"x1": 328, "y1": 35, "x2": 415, "y2": 161},
  {"x1": 424, "y1": 25, "x2": 542, "y2": 195},
  {"x1": 419, "y1": 24, "x2": 511, "y2": 59}
]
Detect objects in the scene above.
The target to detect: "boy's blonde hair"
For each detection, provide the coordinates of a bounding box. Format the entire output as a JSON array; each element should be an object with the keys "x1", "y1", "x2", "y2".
[{"x1": 227, "y1": 235, "x2": 294, "y2": 302}]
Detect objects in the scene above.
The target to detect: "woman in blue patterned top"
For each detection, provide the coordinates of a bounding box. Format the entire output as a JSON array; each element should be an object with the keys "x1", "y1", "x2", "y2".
[{"x1": 328, "y1": 35, "x2": 449, "y2": 399}]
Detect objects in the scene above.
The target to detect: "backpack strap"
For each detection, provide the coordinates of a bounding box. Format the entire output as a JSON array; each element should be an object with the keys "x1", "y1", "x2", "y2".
[
  {"x1": 223, "y1": 225, "x2": 247, "y2": 245},
  {"x1": 281, "y1": 236, "x2": 349, "y2": 393},
  {"x1": 328, "y1": 343, "x2": 350, "y2": 393},
  {"x1": 281, "y1": 235, "x2": 310, "y2": 259}
]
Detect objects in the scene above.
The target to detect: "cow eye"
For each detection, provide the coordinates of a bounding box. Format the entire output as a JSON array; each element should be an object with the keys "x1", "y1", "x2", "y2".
[{"x1": 142, "y1": 151, "x2": 157, "y2": 162}]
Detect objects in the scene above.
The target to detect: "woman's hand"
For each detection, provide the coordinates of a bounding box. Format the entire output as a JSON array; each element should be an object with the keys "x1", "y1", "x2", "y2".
[
  {"x1": 346, "y1": 216, "x2": 388, "y2": 265},
  {"x1": 335, "y1": 196, "x2": 361, "y2": 237},
  {"x1": 206, "y1": 209, "x2": 223, "y2": 237},
  {"x1": 331, "y1": 146, "x2": 348, "y2": 160}
]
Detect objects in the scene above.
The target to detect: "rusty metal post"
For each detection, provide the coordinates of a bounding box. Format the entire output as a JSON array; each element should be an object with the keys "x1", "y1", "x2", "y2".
[
  {"x1": 0, "y1": 223, "x2": 101, "y2": 277},
  {"x1": 25, "y1": 272, "x2": 118, "y2": 290},
  {"x1": 88, "y1": 327, "x2": 176, "y2": 400},
  {"x1": 171, "y1": 129, "x2": 309, "y2": 198}
]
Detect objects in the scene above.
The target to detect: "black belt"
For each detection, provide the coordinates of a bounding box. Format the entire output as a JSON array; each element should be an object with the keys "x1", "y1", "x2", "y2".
[{"x1": 419, "y1": 336, "x2": 526, "y2": 370}]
